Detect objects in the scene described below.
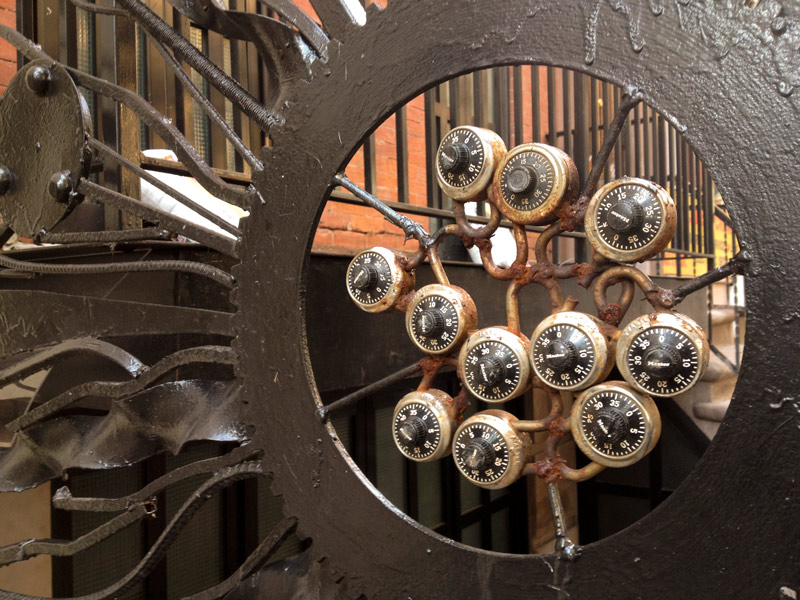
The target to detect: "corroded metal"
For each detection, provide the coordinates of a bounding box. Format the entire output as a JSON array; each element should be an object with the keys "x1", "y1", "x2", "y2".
[{"x1": 0, "y1": 1, "x2": 795, "y2": 599}]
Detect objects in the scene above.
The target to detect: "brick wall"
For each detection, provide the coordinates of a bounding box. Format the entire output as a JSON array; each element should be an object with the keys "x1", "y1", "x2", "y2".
[{"x1": 0, "y1": 0, "x2": 15, "y2": 93}]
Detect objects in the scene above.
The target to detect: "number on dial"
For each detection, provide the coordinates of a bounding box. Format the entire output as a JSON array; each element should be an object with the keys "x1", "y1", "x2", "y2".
[
  {"x1": 624, "y1": 326, "x2": 701, "y2": 395},
  {"x1": 577, "y1": 389, "x2": 647, "y2": 459},
  {"x1": 453, "y1": 422, "x2": 510, "y2": 485},
  {"x1": 532, "y1": 324, "x2": 596, "y2": 389},
  {"x1": 393, "y1": 402, "x2": 442, "y2": 460}
]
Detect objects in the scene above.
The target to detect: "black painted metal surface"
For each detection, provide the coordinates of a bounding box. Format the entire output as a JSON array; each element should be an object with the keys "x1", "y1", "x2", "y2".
[{"x1": 0, "y1": 1, "x2": 796, "y2": 599}]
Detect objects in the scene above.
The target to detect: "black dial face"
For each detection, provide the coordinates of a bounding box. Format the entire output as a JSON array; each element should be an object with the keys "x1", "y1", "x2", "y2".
[
  {"x1": 463, "y1": 341, "x2": 522, "y2": 401},
  {"x1": 532, "y1": 324, "x2": 596, "y2": 388},
  {"x1": 594, "y1": 183, "x2": 663, "y2": 252},
  {"x1": 346, "y1": 251, "x2": 393, "y2": 306},
  {"x1": 393, "y1": 402, "x2": 442, "y2": 460},
  {"x1": 626, "y1": 326, "x2": 700, "y2": 394},
  {"x1": 578, "y1": 390, "x2": 647, "y2": 459},
  {"x1": 437, "y1": 128, "x2": 485, "y2": 189},
  {"x1": 453, "y1": 423, "x2": 510, "y2": 484},
  {"x1": 499, "y1": 151, "x2": 555, "y2": 211},
  {"x1": 409, "y1": 295, "x2": 460, "y2": 352}
]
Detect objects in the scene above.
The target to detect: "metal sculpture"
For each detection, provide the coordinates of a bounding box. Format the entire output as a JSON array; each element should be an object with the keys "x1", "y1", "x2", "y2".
[{"x1": 0, "y1": 1, "x2": 796, "y2": 598}]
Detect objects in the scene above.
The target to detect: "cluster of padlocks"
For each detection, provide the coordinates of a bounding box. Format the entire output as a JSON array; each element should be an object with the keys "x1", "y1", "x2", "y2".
[{"x1": 345, "y1": 126, "x2": 709, "y2": 490}]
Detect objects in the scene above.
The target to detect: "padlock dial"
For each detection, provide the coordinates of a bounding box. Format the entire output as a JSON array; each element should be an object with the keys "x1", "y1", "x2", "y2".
[
  {"x1": 494, "y1": 143, "x2": 579, "y2": 225},
  {"x1": 346, "y1": 247, "x2": 414, "y2": 313},
  {"x1": 585, "y1": 177, "x2": 677, "y2": 262},
  {"x1": 452, "y1": 410, "x2": 533, "y2": 490},
  {"x1": 530, "y1": 312, "x2": 612, "y2": 391},
  {"x1": 458, "y1": 327, "x2": 530, "y2": 403},
  {"x1": 406, "y1": 284, "x2": 477, "y2": 355},
  {"x1": 617, "y1": 312, "x2": 710, "y2": 397},
  {"x1": 392, "y1": 389, "x2": 460, "y2": 462},
  {"x1": 571, "y1": 381, "x2": 661, "y2": 468},
  {"x1": 436, "y1": 126, "x2": 507, "y2": 201}
]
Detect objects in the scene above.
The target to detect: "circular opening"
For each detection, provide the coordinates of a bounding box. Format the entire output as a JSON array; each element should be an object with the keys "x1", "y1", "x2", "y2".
[{"x1": 307, "y1": 65, "x2": 744, "y2": 554}]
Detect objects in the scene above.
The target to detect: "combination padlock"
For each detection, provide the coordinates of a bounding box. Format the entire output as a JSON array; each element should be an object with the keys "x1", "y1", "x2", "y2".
[
  {"x1": 452, "y1": 410, "x2": 534, "y2": 489},
  {"x1": 616, "y1": 312, "x2": 710, "y2": 397},
  {"x1": 529, "y1": 311, "x2": 614, "y2": 391},
  {"x1": 346, "y1": 247, "x2": 414, "y2": 313},
  {"x1": 584, "y1": 177, "x2": 677, "y2": 262},
  {"x1": 392, "y1": 389, "x2": 462, "y2": 462},
  {"x1": 571, "y1": 381, "x2": 661, "y2": 468},
  {"x1": 406, "y1": 284, "x2": 477, "y2": 355},
  {"x1": 458, "y1": 327, "x2": 531, "y2": 403},
  {"x1": 435, "y1": 126, "x2": 507, "y2": 201},
  {"x1": 493, "y1": 143, "x2": 579, "y2": 225}
]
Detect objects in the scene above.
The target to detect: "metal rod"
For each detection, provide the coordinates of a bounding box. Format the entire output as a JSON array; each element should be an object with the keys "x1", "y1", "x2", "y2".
[
  {"x1": 78, "y1": 179, "x2": 239, "y2": 257},
  {"x1": 320, "y1": 362, "x2": 424, "y2": 420},
  {"x1": 38, "y1": 228, "x2": 172, "y2": 244},
  {"x1": 334, "y1": 173, "x2": 431, "y2": 245},
  {"x1": 8, "y1": 346, "x2": 237, "y2": 432},
  {"x1": 52, "y1": 445, "x2": 259, "y2": 512},
  {"x1": 115, "y1": 0, "x2": 278, "y2": 131},
  {"x1": 670, "y1": 250, "x2": 751, "y2": 304},
  {"x1": 0, "y1": 245, "x2": 235, "y2": 289},
  {"x1": 546, "y1": 483, "x2": 581, "y2": 560},
  {"x1": 581, "y1": 89, "x2": 642, "y2": 201},
  {"x1": 71, "y1": 0, "x2": 128, "y2": 16},
  {"x1": 146, "y1": 35, "x2": 263, "y2": 173},
  {"x1": 88, "y1": 137, "x2": 241, "y2": 236},
  {"x1": 65, "y1": 66, "x2": 254, "y2": 209}
]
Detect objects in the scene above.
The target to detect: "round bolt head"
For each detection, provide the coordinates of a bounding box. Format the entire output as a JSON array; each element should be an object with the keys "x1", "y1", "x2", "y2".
[
  {"x1": 0, "y1": 166, "x2": 14, "y2": 195},
  {"x1": 26, "y1": 65, "x2": 52, "y2": 96},
  {"x1": 48, "y1": 171, "x2": 73, "y2": 203}
]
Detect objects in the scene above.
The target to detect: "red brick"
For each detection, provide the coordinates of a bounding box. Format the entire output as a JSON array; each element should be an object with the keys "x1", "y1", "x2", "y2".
[
  {"x1": 0, "y1": 8, "x2": 13, "y2": 29},
  {"x1": 366, "y1": 233, "x2": 412, "y2": 252},
  {"x1": 0, "y1": 38, "x2": 14, "y2": 63},
  {"x1": 333, "y1": 230, "x2": 368, "y2": 249},
  {"x1": 318, "y1": 211, "x2": 353, "y2": 231},
  {"x1": 313, "y1": 227, "x2": 334, "y2": 246},
  {"x1": 350, "y1": 213, "x2": 389, "y2": 234},
  {"x1": 0, "y1": 59, "x2": 16, "y2": 88}
]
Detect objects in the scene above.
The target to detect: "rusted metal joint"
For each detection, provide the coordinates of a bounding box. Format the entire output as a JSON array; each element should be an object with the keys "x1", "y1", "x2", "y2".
[
  {"x1": 598, "y1": 302, "x2": 624, "y2": 326},
  {"x1": 526, "y1": 452, "x2": 566, "y2": 484}
]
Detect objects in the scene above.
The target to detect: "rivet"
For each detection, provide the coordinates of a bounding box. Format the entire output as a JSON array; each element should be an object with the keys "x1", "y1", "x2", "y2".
[
  {"x1": 26, "y1": 65, "x2": 52, "y2": 96},
  {"x1": 0, "y1": 166, "x2": 14, "y2": 195},
  {"x1": 48, "y1": 171, "x2": 73, "y2": 203}
]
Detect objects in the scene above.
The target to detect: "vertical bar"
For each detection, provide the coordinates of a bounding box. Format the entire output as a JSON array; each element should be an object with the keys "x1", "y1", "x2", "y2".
[
  {"x1": 531, "y1": 65, "x2": 541, "y2": 142},
  {"x1": 424, "y1": 89, "x2": 442, "y2": 231},
  {"x1": 50, "y1": 483, "x2": 74, "y2": 596},
  {"x1": 207, "y1": 30, "x2": 229, "y2": 169},
  {"x1": 58, "y1": 0, "x2": 78, "y2": 66},
  {"x1": 473, "y1": 69, "x2": 484, "y2": 127},
  {"x1": 363, "y1": 134, "x2": 377, "y2": 195},
  {"x1": 681, "y1": 139, "x2": 690, "y2": 254},
  {"x1": 602, "y1": 81, "x2": 611, "y2": 182},
  {"x1": 513, "y1": 66, "x2": 524, "y2": 145},
  {"x1": 396, "y1": 105, "x2": 409, "y2": 204},
  {"x1": 480, "y1": 488, "x2": 493, "y2": 549},
  {"x1": 547, "y1": 67, "x2": 557, "y2": 147},
  {"x1": 573, "y1": 72, "x2": 588, "y2": 263},
  {"x1": 561, "y1": 69, "x2": 572, "y2": 157},
  {"x1": 615, "y1": 86, "x2": 626, "y2": 178},
  {"x1": 633, "y1": 103, "x2": 642, "y2": 177},
  {"x1": 404, "y1": 460, "x2": 419, "y2": 520},
  {"x1": 590, "y1": 76, "x2": 598, "y2": 177},
  {"x1": 643, "y1": 103, "x2": 651, "y2": 180},
  {"x1": 656, "y1": 115, "x2": 667, "y2": 190},
  {"x1": 17, "y1": 1, "x2": 36, "y2": 69},
  {"x1": 648, "y1": 444, "x2": 664, "y2": 510},
  {"x1": 494, "y1": 67, "x2": 510, "y2": 145}
]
